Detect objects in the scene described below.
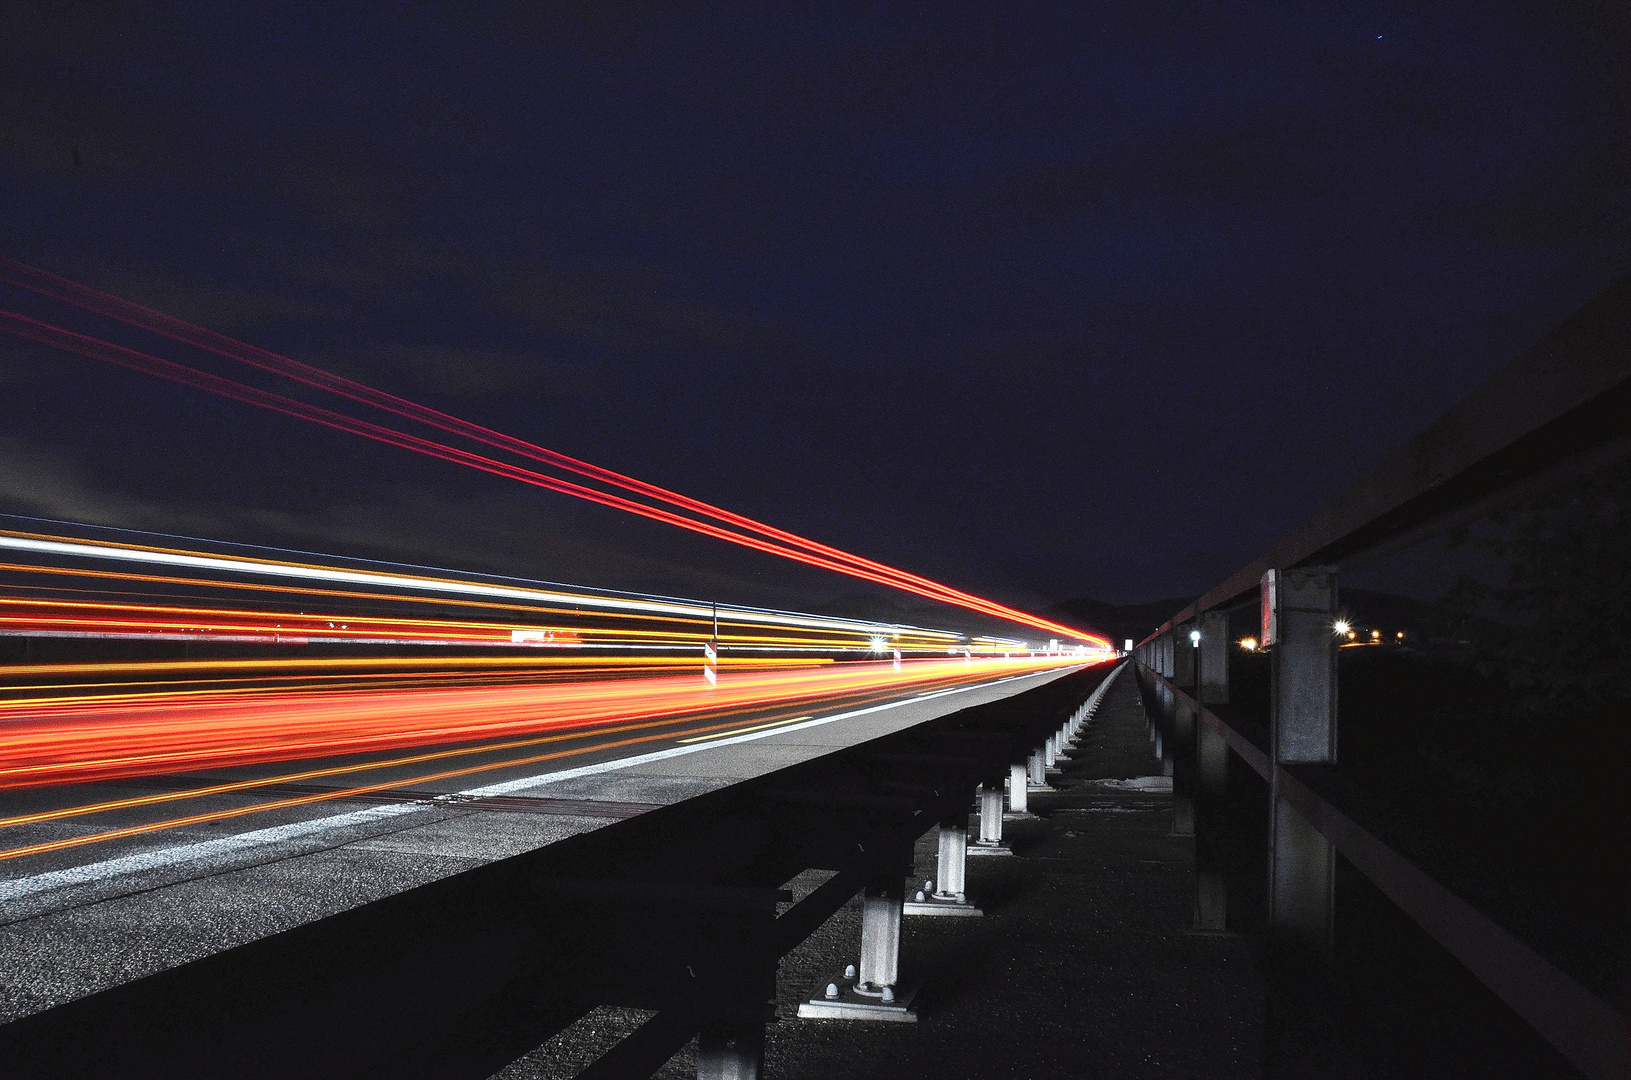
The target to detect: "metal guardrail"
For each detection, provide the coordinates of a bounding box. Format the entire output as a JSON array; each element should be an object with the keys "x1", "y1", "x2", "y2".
[
  {"x1": 1131, "y1": 273, "x2": 1630, "y2": 1080},
  {"x1": 1147, "y1": 271, "x2": 1631, "y2": 634}
]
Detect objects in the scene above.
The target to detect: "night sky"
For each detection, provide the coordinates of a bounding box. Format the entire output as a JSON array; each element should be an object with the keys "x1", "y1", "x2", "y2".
[{"x1": 1, "y1": 3, "x2": 1627, "y2": 629}]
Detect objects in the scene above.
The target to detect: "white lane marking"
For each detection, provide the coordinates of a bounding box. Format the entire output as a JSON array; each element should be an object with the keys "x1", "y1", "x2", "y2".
[
  {"x1": 0, "y1": 803, "x2": 420, "y2": 902},
  {"x1": 0, "y1": 666, "x2": 1080, "y2": 899},
  {"x1": 462, "y1": 668, "x2": 1068, "y2": 796},
  {"x1": 677, "y1": 716, "x2": 810, "y2": 744}
]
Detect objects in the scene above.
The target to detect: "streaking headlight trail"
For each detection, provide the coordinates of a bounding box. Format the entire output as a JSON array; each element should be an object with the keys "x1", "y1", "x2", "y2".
[{"x1": 0, "y1": 257, "x2": 1107, "y2": 648}]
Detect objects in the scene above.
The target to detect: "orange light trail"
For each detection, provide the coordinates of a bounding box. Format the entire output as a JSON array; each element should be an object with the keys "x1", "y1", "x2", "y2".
[
  {"x1": 0, "y1": 681, "x2": 861, "y2": 832},
  {"x1": 0, "y1": 654, "x2": 1087, "y2": 792},
  {"x1": 0, "y1": 527, "x2": 977, "y2": 649},
  {"x1": 0, "y1": 657, "x2": 1100, "y2": 863}
]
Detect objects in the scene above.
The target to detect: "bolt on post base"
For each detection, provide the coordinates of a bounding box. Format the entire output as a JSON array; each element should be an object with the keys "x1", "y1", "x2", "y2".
[
  {"x1": 903, "y1": 877, "x2": 982, "y2": 917},
  {"x1": 797, "y1": 968, "x2": 921, "y2": 1022}
]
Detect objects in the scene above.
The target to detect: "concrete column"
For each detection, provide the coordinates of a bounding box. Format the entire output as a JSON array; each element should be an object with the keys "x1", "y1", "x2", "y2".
[
  {"x1": 1027, "y1": 749, "x2": 1046, "y2": 787},
  {"x1": 857, "y1": 882, "x2": 903, "y2": 999},
  {"x1": 1173, "y1": 622, "x2": 1197, "y2": 689},
  {"x1": 1198, "y1": 609, "x2": 1230, "y2": 705},
  {"x1": 978, "y1": 786, "x2": 1003, "y2": 843},
  {"x1": 1043, "y1": 734, "x2": 1057, "y2": 768},
  {"x1": 697, "y1": 1022, "x2": 764, "y2": 1080},
  {"x1": 1198, "y1": 719, "x2": 1229, "y2": 793},
  {"x1": 933, "y1": 823, "x2": 967, "y2": 901},
  {"x1": 1194, "y1": 869, "x2": 1227, "y2": 932},
  {"x1": 1267, "y1": 567, "x2": 1337, "y2": 954},
  {"x1": 1174, "y1": 698, "x2": 1195, "y2": 745},
  {"x1": 1173, "y1": 787, "x2": 1195, "y2": 836},
  {"x1": 1008, "y1": 764, "x2": 1027, "y2": 813}
]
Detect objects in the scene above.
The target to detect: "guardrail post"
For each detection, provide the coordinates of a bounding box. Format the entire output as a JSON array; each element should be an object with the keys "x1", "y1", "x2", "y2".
[
  {"x1": 857, "y1": 880, "x2": 903, "y2": 998},
  {"x1": 1027, "y1": 748, "x2": 1048, "y2": 789},
  {"x1": 1008, "y1": 763, "x2": 1028, "y2": 814},
  {"x1": 934, "y1": 819, "x2": 967, "y2": 901},
  {"x1": 907, "y1": 812, "x2": 984, "y2": 915},
  {"x1": 1267, "y1": 567, "x2": 1337, "y2": 953},
  {"x1": 697, "y1": 1021, "x2": 764, "y2": 1080},
  {"x1": 970, "y1": 784, "x2": 1010, "y2": 856}
]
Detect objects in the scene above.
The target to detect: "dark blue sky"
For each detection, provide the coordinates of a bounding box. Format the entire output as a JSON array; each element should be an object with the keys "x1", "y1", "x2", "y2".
[{"x1": 1, "y1": 3, "x2": 1626, "y2": 622}]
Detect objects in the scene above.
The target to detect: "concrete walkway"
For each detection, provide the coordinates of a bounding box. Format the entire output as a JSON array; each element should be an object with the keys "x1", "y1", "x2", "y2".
[
  {"x1": 509, "y1": 668, "x2": 1264, "y2": 1079},
  {"x1": 756, "y1": 668, "x2": 1262, "y2": 1078}
]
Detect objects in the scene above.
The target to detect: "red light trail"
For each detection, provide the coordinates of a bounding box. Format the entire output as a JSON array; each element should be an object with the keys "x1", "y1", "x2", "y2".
[
  {"x1": 0, "y1": 257, "x2": 1105, "y2": 646},
  {"x1": 0, "y1": 654, "x2": 1103, "y2": 863},
  {"x1": 0, "y1": 654, "x2": 1086, "y2": 792}
]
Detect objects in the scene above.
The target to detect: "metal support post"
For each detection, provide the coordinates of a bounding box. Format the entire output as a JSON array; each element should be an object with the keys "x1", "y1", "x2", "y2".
[
  {"x1": 979, "y1": 787, "x2": 1002, "y2": 842},
  {"x1": 857, "y1": 883, "x2": 902, "y2": 995},
  {"x1": 907, "y1": 816, "x2": 983, "y2": 915},
  {"x1": 1008, "y1": 763, "x2": 1028, "y2": 814},
  {"x1": 971, "y1": 784, "x2": 1011, "y2": 856},
  {"x1": 936, "y1": 824, "x2": 966, "y2": 899},
  {"x1": 1027, "y1": 749, "x2": 1049, "y2": 789},
  {"x1": 799, "y1": 870, "x2": 918, "y2": 1020}
]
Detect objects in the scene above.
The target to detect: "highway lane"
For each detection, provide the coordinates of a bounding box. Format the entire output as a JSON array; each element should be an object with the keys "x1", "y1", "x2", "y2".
[{"x1": 0, "y1": 657, "x2": 1093, "y2": 1024}]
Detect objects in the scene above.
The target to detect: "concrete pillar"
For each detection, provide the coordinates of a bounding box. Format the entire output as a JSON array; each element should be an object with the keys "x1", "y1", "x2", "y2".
[
  {"x1": 1043, "y1": 734, "x2": 1057, "y2": 768},
  {"x1": 857, "y1": 882, "x2": 903, "y2": 999},
  {"x1": 1195, "y1": 869, "x2": 1227, "y2": 932},
  {"x1": 1174, "y1": 698, "x2": 1195, "y2": 745},
  {"x1": 1267, "y1": 567, "x2": 1337, "y2": 954},
  {"x1": 697, "y1": 1022, "x2": 764, "y2": 1080},
  {"x1": 1008, "y1": 764, "x2": 1027, "y2": 813},
  {"x1": 1198, "y1": 718, "x2": 1229, "y2": 794},
  {"x1": 1027, "y1": 749, "x2": 1046, "y2": 787},
  {"x1": 1199, "y1": 609, "x2": 1230, "y2": 704},
  {"x1": 1173, "y1": 622, "x2": 1197, "y2": 689},
  {"x1": 978, "y1": 786, "x2": 1003, "y2": 843},
  {"x1": 1173, "y1": 785, "x2": 1194, "y2": 836},
  {"x1": 933, "y1": 823, "x2": 967, "y2": 901}
]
